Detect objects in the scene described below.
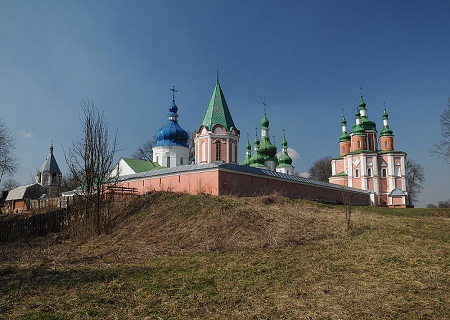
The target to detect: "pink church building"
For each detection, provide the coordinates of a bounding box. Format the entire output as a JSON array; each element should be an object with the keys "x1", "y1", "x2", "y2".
[{"x1": 329, "y1": 97, "x2": 409, "y2": 207}]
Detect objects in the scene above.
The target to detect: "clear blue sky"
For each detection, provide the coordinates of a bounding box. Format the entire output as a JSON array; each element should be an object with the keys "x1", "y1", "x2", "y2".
[{"x1": 1, "y1": 0, "x2": 449, "y2": 207}]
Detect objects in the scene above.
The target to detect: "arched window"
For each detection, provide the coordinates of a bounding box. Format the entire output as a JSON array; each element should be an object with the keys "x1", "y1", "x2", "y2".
[
  {"x1": 342, "y1": 146, "x2": 345, "y2": 154},
  {"x1": 367, "y1": 168, "x2": 372, "y2": 177},
  {"x1": 216, "y1": 141, "x2": 221, "y2": 161},
  {"x1": 180, "y1": 157, "x2": 183, "y2": 165},
  {"x1": 167, "y1": 156, "x2": 171, "y2": 167},
  {"x1": 384, "y1": 141, "x2": 388, "y2": 149},
  {"x1": 381, "y1": 168, "x2": 387, "y2": 178},
  {"x1": 355, "y1": 168, "x2": 360, "y2": 178},
  {"x1": 357, "y1": 140, "x2": 361, "y2": 149}
]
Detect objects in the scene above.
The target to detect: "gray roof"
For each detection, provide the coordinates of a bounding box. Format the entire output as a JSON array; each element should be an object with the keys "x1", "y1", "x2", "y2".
[
  {"x1": 38, "y1": 145, "x2": 61, "y2": 174},
  {"x1": 5, "y1": 183, "x2": 47, "y2": 201},
  {"x1": 389, "y1": 187, "x2": 406, "y2": 197},
  {"x1": 115, "y1": 163, "x2": 369, "y2": 195}
]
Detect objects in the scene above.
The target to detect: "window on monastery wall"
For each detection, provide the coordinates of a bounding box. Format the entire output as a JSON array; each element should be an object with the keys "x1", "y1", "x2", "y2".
[
  {"x1": 156, "y1": 156, "x2": 159, "y2": 163},
  {"x1": 381, "y1": 168, "x2": 387, "y2": 178},
  {"x1": 384, "y1": 141, "x2": 388, "y2": 149},
  {"x1": 355, "y1": 168, "x2": 360, "y2": 178},
  {"x1": 357, "y1": 140, "x2": 361, "y2": 149},
  {"x1": 231, "y1": 142, "x2": 235, "y2": 162},
  {"x1": 342, "y1": 146, "x2": 345, "y2": 154},
  {"x1": 395, "y1": 166, "x2": 401, "y2": 177},
  {"x1": 216, "y1": 141, "x2": 221, "y2": 161},
  {"x1": 201, "y1": 142, "x2": 206, "y2": 162},
  {"x1": 367, "y1": 168, "x2": 372, "y2": 177},
  {"x1": 167, "y1": 156, "x2": 171, "y2": 167},
  {"x1": 180, "y1": 157, "x2": 183, "y2": 165}
]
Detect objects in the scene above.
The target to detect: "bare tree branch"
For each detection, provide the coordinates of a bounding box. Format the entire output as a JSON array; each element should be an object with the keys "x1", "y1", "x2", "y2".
[
  {"x1": 0, "y1": 120, "x2": 18, "y2": 185},
  {"x1": 430, "y1": 98, "x2": 450, "y2": 163},
  {"x1": 406, "y1": 158, "x2": 425, "y2": 205},
  {"x1": 65, "y1": 100, "x2": 118, "y2": 234},
  {"x1": 309, "y1": 155, "x2": 332, "y2": 182}
]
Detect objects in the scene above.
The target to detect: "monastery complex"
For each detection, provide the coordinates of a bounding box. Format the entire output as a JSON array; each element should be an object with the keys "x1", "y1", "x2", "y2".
[
  {"x1": 4, "y1": 75, "x2": 410, "y2": 211},
  {"x1": 110, "y1": 75, "x2": 408, "y2": 207}
]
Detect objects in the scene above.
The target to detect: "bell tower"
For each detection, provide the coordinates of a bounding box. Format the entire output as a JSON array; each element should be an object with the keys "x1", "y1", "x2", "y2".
[{"x1": 194, "y1": 73, "x2": 239, "y2": 164}]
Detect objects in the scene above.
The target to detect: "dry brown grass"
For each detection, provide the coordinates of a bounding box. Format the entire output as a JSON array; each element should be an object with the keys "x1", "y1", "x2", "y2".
[{"x1": 0, "y1": 191, "x2": 449, "y2": 319}]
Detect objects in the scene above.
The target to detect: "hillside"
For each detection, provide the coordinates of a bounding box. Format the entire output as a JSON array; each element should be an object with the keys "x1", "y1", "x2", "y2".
[{"x1": 1, "y1": 192, "x2": 449, "y2": 319}]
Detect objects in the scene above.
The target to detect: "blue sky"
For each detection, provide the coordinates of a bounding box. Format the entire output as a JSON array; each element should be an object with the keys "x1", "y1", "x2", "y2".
[{"x1": 1, "y1": 0, "x2": 449, "y2": 207}]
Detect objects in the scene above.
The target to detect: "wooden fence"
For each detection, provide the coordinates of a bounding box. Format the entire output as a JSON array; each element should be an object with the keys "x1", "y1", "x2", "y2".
[
  {"x1": 29, "y1": 197, "x2": 74, "y2": 210},
  {"x1": 0, "y1": 209, "x2": 70, "y2": 242}
]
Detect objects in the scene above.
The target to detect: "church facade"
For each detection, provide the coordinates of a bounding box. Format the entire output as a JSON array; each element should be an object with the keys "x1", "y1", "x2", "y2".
[{"x1": 329, "y1": 97, "x2": 408, "y2": 207}]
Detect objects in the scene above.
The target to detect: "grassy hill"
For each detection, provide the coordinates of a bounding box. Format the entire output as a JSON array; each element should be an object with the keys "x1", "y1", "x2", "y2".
[{"x1": 1, "y1": 192, "x2": 449, "y2": 319}]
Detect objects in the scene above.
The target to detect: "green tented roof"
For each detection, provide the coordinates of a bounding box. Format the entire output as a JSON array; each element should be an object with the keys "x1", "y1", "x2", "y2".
[
  {"x1": 200, "y1": 79, "x2": 236, "y2": 131},
  {"x1": 122, "y1": 158, "x2": 162, "y2": 173}
]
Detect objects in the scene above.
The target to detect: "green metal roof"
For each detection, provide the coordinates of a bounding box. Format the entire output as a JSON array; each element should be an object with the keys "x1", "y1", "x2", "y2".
[
  {"x1": 380, "y1": 125, "x2": 393, "y2": 136},
  {"x1": 277, "y1": 152, "x2": 292, "y2": 166},
  {"x1": 122, "y1": 158, "x2": 162, "y2": 173},
  {"x1": 261, "y1": 112, "x2": 269, "y2": 129},
  {"x1": 339, "y1": 131, "x2": 350, "y2": 142},
  {"x1": 200, "y1": 77, "x2": 236, "y2": 132},
  {"x1": 331, "y1": 171, "x2": 348, "y2": 177},
  {"x1": 249, "y1": 149, "x2": 265, "y2": 167},
  {"x1": 260, "y1": 137, "x2": 278, "y2": 162}
]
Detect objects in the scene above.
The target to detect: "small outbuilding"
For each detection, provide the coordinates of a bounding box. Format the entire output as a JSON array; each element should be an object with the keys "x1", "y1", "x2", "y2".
[{"x1": 5, "y1": 183, "x2": 47, "y2": 213}]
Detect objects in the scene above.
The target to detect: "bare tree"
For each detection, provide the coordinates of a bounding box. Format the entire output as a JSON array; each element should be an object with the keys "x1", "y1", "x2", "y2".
[
  {"x1": 0, "y1": 120, "x2": 18, "y2": 185},
  {"x1": 65, "y1": 100, "x2": 118, "y2": 234},
  {"x1": 431, "y1": 98, "x2": 450, "y2": 163},
  {"x1": 1, "y1": 178, "x2": 20, "y2": 191},
  {"x1": 406, "y1": 158, "x2": 425, "y2": 205},
  {"x1": 60, "y1": 173, "x2": 79, "y2": 192},
  {"x1": 309, "y1": 155, "x2": 333, "y2": 182},
  {"x1": 132, "y1": 135, "x2": 156, "y2": 161}
]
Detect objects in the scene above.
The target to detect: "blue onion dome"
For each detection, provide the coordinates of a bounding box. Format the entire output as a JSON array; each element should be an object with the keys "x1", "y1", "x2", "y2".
[{"x1": 155, "y1": 99, "x2": 189, "y2": 147}]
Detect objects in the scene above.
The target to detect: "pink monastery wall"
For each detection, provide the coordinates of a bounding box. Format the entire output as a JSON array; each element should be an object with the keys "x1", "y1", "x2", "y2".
[
  {"x1": 114, "y1": 166, "x2": 370, "y2": 206},
  {"x1": 218, "y1": 170, "x2": 370, "y2": 205},
  {"x1": 117, "y1": 170, "x2": 220, "y2": 196}
]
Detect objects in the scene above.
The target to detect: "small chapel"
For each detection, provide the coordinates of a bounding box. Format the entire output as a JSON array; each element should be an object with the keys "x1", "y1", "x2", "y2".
[
  {"x1": 329, "y1": 96, "x2": 409, "y2": 207},
  {"x1": 35, "y1": 144, "x2": 62, "y2": 198}
]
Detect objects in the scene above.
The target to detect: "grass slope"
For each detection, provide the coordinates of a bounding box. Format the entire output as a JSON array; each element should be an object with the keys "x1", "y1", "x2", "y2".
[{"x1": 0, "y1": 192, "x2": 449, "y2": 319}]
